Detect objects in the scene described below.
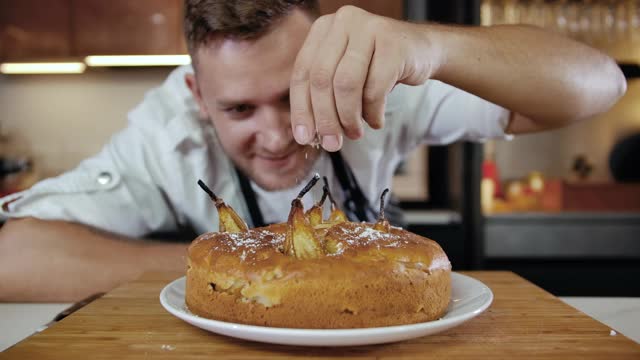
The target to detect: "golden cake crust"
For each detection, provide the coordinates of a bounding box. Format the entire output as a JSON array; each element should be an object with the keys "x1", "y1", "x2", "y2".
[{"x1": 185, "y1": 222, "x2": 451, "y2": 329}]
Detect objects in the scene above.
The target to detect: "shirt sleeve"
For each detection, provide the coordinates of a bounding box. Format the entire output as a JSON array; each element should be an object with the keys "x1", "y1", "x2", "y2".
[
  {"x1": 388, "y1": 80, "x2": 513, "y2": 155},
  {"x1": 0, "y1": 121, "x2": 179, "y2": 238}
]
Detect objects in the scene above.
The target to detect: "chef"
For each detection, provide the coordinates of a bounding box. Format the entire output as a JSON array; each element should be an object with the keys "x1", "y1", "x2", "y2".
[{"x1": 0, "y1": 0, "x2": 625, "y2": 301}]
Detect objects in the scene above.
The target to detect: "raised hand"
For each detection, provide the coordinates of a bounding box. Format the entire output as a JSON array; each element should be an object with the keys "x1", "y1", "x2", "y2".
[{"x1": 289, "y1": 6, "x2": 437, "y2": 152}]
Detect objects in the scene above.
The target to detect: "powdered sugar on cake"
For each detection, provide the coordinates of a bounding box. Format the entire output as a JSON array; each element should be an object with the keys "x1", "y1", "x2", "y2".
[
  {"x1": 202, "y1": 223, "x2": 409, "y2": 260},
  {"x1": 204, "y1": 228, "x2": 285, "y2": 258},
  {"x1": 326, "y1": 224, "x2": 410, "y2": 256}
]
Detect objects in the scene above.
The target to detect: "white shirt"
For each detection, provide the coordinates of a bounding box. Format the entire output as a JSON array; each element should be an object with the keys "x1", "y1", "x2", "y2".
[{"x1": 0, "y1": 65, "x2": 510, "y2": 237}]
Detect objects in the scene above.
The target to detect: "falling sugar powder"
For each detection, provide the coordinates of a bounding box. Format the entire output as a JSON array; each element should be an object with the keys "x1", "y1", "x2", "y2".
[{"x1": 309, "y1": 133, "x2": 321, "y2": 148}]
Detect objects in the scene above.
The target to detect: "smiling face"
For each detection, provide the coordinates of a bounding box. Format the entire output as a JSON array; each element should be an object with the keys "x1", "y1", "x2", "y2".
[{"x1": 186, "y1": 10, "x2": 320, "y2": 191}]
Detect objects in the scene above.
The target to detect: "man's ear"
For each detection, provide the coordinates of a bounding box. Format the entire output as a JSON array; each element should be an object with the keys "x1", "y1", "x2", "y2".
[{"x1": 185, "y1": 73, "x2": 209, "y2": 119}]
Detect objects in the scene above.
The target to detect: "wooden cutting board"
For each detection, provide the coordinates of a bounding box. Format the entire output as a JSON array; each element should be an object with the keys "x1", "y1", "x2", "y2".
[{"x1": 2, "y1": 271, "x2": 639, "y2": 359}]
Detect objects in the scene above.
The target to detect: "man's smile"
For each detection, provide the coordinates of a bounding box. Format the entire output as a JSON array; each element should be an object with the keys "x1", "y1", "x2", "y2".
[{"x1": 255, "y1": 149, "x2": 299, "y2": 169}]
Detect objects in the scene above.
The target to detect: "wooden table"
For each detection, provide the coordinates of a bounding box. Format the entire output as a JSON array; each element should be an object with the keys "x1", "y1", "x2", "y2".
[{"x1": 2, "y1": 271, "x2": 639, "y2": 359}]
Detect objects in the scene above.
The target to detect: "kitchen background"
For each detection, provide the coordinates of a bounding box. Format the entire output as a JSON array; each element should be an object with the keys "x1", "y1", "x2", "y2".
[
  {"x1": 0, "y1": 68, "x2": 172, "y2": 180},
  {"x1": 1, "y1": 0, "x2": 639, "y2": 296}
]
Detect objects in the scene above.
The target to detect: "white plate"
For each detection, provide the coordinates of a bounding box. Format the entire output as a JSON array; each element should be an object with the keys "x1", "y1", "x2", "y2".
[{"x1": 159, "y1": 272, "x2": 493, "y2": 347}]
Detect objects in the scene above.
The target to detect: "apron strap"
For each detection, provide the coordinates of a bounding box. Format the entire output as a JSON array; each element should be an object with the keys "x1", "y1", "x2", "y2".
[
  {"x1": 235, "y1": 167, "x2": 267, "y2": 228},
  {"x1": 329, "y1": 151, "x2": 407, "y2": 228},
  {"x1": 328, "y1": 151, "x2": 378, "y2": 223},
  {"x1": 234, "y1": 151, "x2": 406, "y2": 228}
]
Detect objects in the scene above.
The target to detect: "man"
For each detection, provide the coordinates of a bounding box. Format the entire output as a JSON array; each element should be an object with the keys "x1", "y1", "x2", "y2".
[{"x1": 0, "y1": 1, "x2": 625, "y2": 301}]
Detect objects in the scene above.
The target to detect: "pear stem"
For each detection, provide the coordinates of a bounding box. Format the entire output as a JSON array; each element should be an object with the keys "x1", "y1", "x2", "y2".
[
  {"x1": 296, "y1": 173, "x2": 321, "y2": 199},
  {"x1": 197, "y1": 179, "x2": 219, "y2": 202},
  {"x1": 322, "y1": 176, "x2": 338, "y2": 208},
  {"x1": 378, "y1": 188, "x2": 389, "y2": 221},
  {"x1": 319, "y1": 186, "x2": 328, "y2": 205}
]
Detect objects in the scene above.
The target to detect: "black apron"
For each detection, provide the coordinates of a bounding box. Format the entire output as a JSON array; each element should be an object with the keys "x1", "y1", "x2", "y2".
[{"x1": 235, "y1": 151, "x2": 406, "y2": 228}]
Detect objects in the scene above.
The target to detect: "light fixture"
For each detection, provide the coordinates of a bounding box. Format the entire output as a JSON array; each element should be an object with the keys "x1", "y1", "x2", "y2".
[
  {"x1": 0, "y1": 62, "x2": 86, "y2": 74},
  {"x1": 85, "y1": 55, "x2": 191, "y2": 67}
]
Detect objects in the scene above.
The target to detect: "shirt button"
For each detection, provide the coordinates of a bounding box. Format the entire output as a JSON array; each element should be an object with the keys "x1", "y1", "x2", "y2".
[{"x1": 97, "y1": 172, "x2": 112, "y2": 186}]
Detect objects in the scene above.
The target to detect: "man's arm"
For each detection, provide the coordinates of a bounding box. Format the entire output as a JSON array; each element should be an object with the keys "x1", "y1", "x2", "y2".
[
  {"x1": 0, "y1": 217, "x2": 188, "y2": 302},
  {"x1": 428, "y1": 24, "x2": 626, "y2": 134},
  {"x1": 290, "y1": 6, "x2": 626, "y2": 150}
]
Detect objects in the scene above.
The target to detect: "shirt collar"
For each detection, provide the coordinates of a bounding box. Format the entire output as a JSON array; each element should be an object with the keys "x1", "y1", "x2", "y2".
[{"x1": 165, "y1": 109, "x2": 207, "y2": 150}]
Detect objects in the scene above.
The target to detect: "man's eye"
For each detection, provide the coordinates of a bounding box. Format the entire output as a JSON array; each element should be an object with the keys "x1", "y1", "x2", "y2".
[{"x1": 228, "y1": 104, "x2": 253, "y2": 114}]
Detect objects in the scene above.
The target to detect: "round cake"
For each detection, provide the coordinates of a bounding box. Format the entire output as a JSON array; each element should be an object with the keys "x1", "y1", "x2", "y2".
[{"x1": 186, "y1": 177, "x2": 451, "y2": 329}]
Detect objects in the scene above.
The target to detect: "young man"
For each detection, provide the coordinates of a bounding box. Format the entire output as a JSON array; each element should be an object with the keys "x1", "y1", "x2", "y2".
[{"x1": 0, "y1": 1, "x2": 625, "y2": 301}]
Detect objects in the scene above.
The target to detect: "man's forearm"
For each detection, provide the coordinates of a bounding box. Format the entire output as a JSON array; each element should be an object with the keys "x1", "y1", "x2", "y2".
[
  {"x1": 427, "y1": 24, "x2": 626, "y2": 128},
  {"x1": 0, "y1": 217, "x2": 188, "y2": 302}
]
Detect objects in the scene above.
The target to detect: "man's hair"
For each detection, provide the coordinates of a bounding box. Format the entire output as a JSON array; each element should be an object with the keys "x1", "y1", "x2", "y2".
[{"x1": 184, "y1": 0, "x2": 319, "y2": 53}]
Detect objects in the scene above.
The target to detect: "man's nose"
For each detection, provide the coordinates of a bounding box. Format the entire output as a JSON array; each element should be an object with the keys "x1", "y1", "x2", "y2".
[{"x1": 258, "y1": 109, "x2": 292, "y2": 151}]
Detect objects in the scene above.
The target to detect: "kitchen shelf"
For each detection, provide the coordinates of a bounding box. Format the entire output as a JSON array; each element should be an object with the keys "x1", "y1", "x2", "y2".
[
  {"x1": 486, "y1": 211, "x2": 640, "y2": 221},
  {"x1": 484, "y1": 211, "x2": 640, "y2": 259}
]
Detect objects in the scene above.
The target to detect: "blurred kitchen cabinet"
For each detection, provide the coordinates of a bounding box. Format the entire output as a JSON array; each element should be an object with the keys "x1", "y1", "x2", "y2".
[
  {"x1": 319, "y1": 0, "x2": 403, "y2": 19},
  {"x1": 1, "y1": 0, "x2": 400, "y2": 62},
  {"x1": 72, "y1": 0, "x2": 186, "y2": 56},
  {"x1": 0, "y1": 0, "x2": 72, "y2": 61}
]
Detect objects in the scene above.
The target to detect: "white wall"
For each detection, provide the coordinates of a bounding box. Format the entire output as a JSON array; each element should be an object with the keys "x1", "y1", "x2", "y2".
[
  {"x1": 0, "y1": 68, "x2": 173, "y2": 177},
  {"x1": 494, "y1": 79, "x2": 640, "y2": 182}
]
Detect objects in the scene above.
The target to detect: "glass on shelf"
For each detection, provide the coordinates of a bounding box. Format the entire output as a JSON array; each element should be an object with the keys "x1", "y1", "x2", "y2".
[
  {"x1": 480, "y1": 0, "x2": 640, "y2": 62},
  {"x1": 481, "y1": 0, "x2": 506, "y2": 25}
]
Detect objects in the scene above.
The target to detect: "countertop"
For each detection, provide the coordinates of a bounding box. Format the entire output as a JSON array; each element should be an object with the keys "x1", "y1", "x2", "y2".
[{"x1": 0, "y1": 272, "x2": 639, "y2": 355}]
